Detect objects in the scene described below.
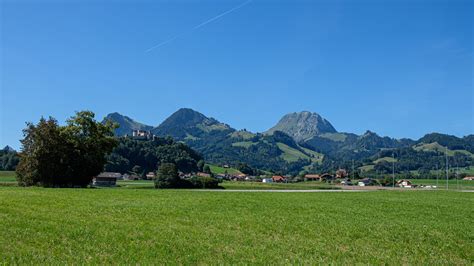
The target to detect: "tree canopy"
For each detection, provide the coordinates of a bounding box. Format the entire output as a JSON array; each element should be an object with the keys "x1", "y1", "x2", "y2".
[{"x1": 16, "y1": 111, "x2": 117, "y2": 187}]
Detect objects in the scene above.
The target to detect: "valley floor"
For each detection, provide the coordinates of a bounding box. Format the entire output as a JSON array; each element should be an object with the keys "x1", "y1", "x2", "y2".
[{"x1": 0, "y1": 187, "x2": 472, "y2": 264}]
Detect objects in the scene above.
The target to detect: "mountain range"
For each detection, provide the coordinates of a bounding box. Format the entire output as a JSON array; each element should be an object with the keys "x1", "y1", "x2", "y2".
[{"x1": 104, "y1": 108, "x2": 474, "y2": 175}]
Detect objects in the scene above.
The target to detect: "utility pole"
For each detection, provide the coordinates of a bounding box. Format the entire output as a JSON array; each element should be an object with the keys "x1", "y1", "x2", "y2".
[
  {"x1": 456, "y1": 163, "x2": 459, "y2": 190},
  {"x1": 392, "y1": 152, "x2": 395, "y2": 188},
  {"x1": 436, "y1": 163, "x2": 439, "y2": 188},
  {"x1": 352, "y1": 159, "x2": 354, "y2": 180},
  {"x1": 445, "y1": 146, "x2": 449, "y2": 190}
]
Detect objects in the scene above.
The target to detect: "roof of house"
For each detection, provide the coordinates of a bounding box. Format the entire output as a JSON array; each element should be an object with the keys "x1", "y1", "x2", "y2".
[
  {"x1": 305, "y1": 174, "x2": 320, "y2": 178},
  {"x1": 272, "y1": 175, "x2": 285, "y2": 181},
  {"x1": 197, "y1": 172, "x2": 211, "y2": 177},
  {"x1": 97, "y1": 172, "x2": 122, "y2": 178},
  {"x1": 396, "y1": 179, "x2": 412, "y2": 184},
  {"x1": 320, "y1": 173, "x2": 334, "y2": 179}
]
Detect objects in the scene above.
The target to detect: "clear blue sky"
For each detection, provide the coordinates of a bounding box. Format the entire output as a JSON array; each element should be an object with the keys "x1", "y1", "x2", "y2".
[{"x1": 1, "y1": 0, "x2": 473, "y2": 149}]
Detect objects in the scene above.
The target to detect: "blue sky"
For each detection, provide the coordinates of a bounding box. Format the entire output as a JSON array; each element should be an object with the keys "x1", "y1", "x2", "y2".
[{"x1": 1, "y1": 0, "x2": 473, "y2": 149}]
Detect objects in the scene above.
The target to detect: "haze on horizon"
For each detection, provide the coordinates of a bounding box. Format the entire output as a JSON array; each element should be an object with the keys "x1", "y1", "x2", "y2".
[{"x1": 1, "y1": 0, "x2": 473, "y2": 149}]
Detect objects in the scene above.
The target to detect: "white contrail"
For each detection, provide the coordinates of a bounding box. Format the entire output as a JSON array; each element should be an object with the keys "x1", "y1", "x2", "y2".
[
  {"x1": 146, "y1": 0, "x2": 252, "y2": 53},
  {"x1": 192, "y1": 0, "x2": 252, "y2": 30}
]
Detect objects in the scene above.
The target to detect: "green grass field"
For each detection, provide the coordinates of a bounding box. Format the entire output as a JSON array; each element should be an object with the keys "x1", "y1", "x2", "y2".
[
  {"x1": 0, "y1": 187, "x2": 472, "y2": 264},
  {"x1": 0, "y1": 171, "x2": 16, "y2": 181},
  {"x1": 409, "y1": 178, "x2": 474, "y2": 190},
  {"x1": 116, "y1": 181, "x2": 339, "y2": 190}
]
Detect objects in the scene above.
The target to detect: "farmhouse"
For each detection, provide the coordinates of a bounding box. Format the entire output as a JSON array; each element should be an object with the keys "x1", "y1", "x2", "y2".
[
  {"x1": 396, "y1": 179, "x2": 413, "y2": 188},
  {"x1": 230, "y1": 174, "x2": 247, "y2": 181},
  {"x1": 320, "y1": 173, "x2": 335, "y2": 182},
  {"x1": 304, "y1": 174, "x2": 321, "y2": 181},
  {"x1": 463, "y1": 176, "x2": 474, "y2": 181},
  {"x1": 197, "y1": 172, "x2": 212, "y2": 178},
  {"x1": 145, "y1": 172, "x2": 156, "y2": 179},
  {"x1": 272, "y1": 175, "x2": 286, "y2": 183},
  {"x1": 93, "y1": 172, "x2": 121, "y2": 186}
]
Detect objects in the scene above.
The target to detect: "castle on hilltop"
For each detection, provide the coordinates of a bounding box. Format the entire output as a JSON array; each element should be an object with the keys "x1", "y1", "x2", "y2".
[{"x1": 130, "y1": 130, "x2": 155, "y2": 140}]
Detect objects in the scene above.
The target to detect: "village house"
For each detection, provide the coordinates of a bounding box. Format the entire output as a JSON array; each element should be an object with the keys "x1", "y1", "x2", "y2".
[
  {"x1": 230, "y1": 173, "x2": 247, "y2": 181},
  {"x1": 320, "y1": 173, "x2": 335, "y2": 182},
  {"x1": 197, "y1": 172, "x2": 212, "y2": 178},
  {"x1": 304, "y1": 174, "x2": 321, "y2": 181},
  {"x1": 93, "y1": 172, "x2": 121, "y2": 187},
  {"x1": 145, "y1": 172, "x2": 156, "y2": 180},
  {"x1": 463, "y1": 176, "x2": 474, "y2": 181},
  {"x1": 272, "y1": 175, "x2": 286, "y2": 183},
  {"x1": 396, "y1": 179, "x2": 413, "y2": 188}
]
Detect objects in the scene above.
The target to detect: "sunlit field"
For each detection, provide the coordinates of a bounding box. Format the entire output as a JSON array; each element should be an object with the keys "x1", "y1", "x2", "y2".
[{"x1": 0, "y1": 186, "x2": 472, "y2": 264}]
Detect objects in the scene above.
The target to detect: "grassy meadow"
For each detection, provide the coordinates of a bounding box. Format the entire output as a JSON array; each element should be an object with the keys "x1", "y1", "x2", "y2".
[
  {"x1": 207, "y1": 164, "x2": 242, "y2": 175},
  {"x1": 0, "y1": 186, "x2": 473, "y2": 264}
]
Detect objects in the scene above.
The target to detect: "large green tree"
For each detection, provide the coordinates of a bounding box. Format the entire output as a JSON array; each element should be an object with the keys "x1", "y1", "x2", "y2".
[
  {"x1": 154, "y1": 163, "x2": 180, "y2": 188},
  {"x1": 16, "y1": 111, "x2": 117, "y2": 187}
]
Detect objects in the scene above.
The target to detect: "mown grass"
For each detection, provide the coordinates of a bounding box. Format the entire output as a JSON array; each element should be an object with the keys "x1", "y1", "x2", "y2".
[
  {"x1": 0, "y1": 171, "x2": 16, "y2": 184},
  {"x1": 0, "y1": 187, "x2": 472, "y2": 264},
  {"x1": 116, "y1": 181, "x2": 339, "y2": 190},
  {"x1": 221, "y1": 181, "x2": 338, "y2": 190}
]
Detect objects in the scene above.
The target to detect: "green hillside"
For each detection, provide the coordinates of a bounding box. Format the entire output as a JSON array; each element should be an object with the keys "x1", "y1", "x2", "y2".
[
  {"x1": 276, "y1": 143, "x2": 322, "y2": 163},
  {"x1": 230, "y1": 130, "x2": 256, "y2": 140},
  {"x1": 103, "y1": 109, "x2": 474, "y2": 175},
  {"x1": 359, "y1": 165, "x2": 375, "y2": 172},
  {"x1": 207, "y1": 164, "x2": 242, "y2": 175},
  {"x1": 319, "y1": 132, "x2": 348, "y2": 142},
  {"x1": 231, "y1": 141, "x2": 256, "y2": 148},
  {"x1": 374, "y1": 157, "x2": 397, "y2": 164},
  {"x1": 414, "y1": 142, "x2": 474, "y2": 158}
]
